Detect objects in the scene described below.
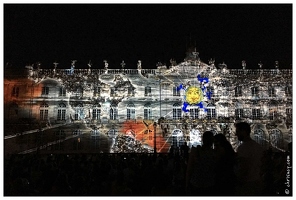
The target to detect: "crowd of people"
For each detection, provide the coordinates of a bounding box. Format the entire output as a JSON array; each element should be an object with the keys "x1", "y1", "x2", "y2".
[{"x1": 4, "y1": 122, "x2": 290, "y2": 196}]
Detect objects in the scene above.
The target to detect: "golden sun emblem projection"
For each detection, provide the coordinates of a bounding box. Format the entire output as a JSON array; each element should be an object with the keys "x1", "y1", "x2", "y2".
[{"x1": 185, "y1": 86, "x2": 203, "y2": 105}]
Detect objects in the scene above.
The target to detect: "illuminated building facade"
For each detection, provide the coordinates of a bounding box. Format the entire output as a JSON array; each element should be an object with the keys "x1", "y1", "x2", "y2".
[{"x1": 4, "y1": 49, "x2": 292, "y2": 153}]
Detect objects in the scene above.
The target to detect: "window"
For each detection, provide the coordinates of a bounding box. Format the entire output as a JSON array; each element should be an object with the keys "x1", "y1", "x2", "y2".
[
  {"x1": 286, "y1": 108, "x2": 292, "y2": 121},
  {"x1": 145, "y1": 86, "x2": 151, "y2": 96},
  {"x1": 269, "y1": 129, "x2": 282, "y2": 147},
  {"x1": 42, "y1": 87, "x2": 49, "y2": 95},
  {"x1": 92, "y1": 105, "x2": 101, "y2": 120},
  {"x1": 207, "y1": 86, "x2": 214, "y2": 98},
  {"x1": 128, "y1": 87, "x2": 134, "y2": 96},
  {"x1": 75, "y1": 87, "x2": 83, "y2": 97},
  {"x1": 59, "y1": 87, "x2": 66, "y2": 97},
  {"x1": 190, "y1": 108, "x2": 199, "y2": 119},
  {"x1": 40, "y1": 102, "x2": 49, "y2": 121},
  {"x1": 93, "y1": 86, "x2": 100, "y2": 97},
  {"x1": 74, "y1": 104, "x2": 83, "y2": 120},
  {"x1": 252, "y1": 109, "x2": 261, "y2": 120},
  {"x1": 173, "y1": 86, "x2": 180, "y2": 96},
  {"x1": 173, "y1": 103, "x2": 182, "y2": 120},
  {"x1": 57, "y1": 103, "x2": 66, "y2": 120},
  {"x1": 11, "y1": 86, "x2": 19, "y2": 97},
  {"x1": 144, "y1": 103, "x2": 152, "y2": 120},
  {"x1": 251, "y1": 87, "x2": 259, "y2": 97},
  {"x1": 268, "y1": 87, "x2": 276, "y2": 97},
  {"x1": 285, "y1": 86, "x2": 292, "y2": 97},
  {"x1": 269, "y1": 108, "x2": 277, "y2": 120},
  {"x1": 235, "y1": 86, "x2": 242, "y2": 97},
  {"x1": 253, "y1": 129, "x2": 265, "y2": 146},
  {"x1": 110, "y1": 102, "x2": 118, "y2": 120},
  {"x1": 206, "y1": 104, "x2": 216, "y2": 119},
  {"x1": 110, "y1": 87, "x2": 115, "y2": 97},
  {"x1": 127, "y1": 103, "x2": 135, "y2": 120},
  {"x1": 235, "y1": 108, "x2": 244, "y2": 119}
]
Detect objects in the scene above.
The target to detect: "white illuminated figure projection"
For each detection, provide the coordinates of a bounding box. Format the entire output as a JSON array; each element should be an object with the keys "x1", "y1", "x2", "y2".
[{"x1": 4, "y1": 47, "x2": 292, "y2": 153}]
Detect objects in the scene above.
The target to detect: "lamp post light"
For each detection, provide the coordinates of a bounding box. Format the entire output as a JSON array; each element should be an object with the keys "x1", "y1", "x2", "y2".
[{"x1": 153, "y1": 122, "x2": 157, "y2": 154}]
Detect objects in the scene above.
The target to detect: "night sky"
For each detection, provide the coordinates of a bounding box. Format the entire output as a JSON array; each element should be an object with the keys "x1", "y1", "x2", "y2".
[{"x1": 4, "y1": 4, "x2": 292, "y2": 70}]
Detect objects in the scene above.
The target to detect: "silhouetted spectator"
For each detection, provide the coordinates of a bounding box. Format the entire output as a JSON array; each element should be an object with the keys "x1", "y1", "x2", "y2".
[
  {"x1": 213, "y1": 133, "x2": 236, "y2": 195},
  {"x1": 234, "y1": 122, "x2": 264, "y2": 195},
  {"x1": 186, "y1": 131, "x2": 216, "y2": 195}
]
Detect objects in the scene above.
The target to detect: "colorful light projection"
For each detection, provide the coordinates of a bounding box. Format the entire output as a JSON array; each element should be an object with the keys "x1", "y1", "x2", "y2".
[{"x1": 178, "y1": 74, "x2": 212, "y2": 113}]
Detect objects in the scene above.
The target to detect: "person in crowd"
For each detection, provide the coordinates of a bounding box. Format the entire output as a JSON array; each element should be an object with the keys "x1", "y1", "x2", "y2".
[
  {"x1": 213, "y1": 133, "x2": 236, "y2": 195},
  {"x1": 234, "y1": 122, "x2": 264, "y2": 195},
  {"x1": 186, "y1": 131, "x2": 216, "y2": 195}
]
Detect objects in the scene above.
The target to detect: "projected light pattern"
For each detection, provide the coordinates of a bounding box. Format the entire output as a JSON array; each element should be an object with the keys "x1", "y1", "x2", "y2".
[
  {"x1": 4, "y1": 48, "x2": 292, "y2": 154},
  {"x1": 179, "y1": 74, "x2": 210, "y2": 113}
]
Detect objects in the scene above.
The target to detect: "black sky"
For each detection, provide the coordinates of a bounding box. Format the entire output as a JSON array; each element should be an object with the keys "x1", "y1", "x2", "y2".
[{"x1": 4, "y1": 4, "x2": 292, "y2": 69}]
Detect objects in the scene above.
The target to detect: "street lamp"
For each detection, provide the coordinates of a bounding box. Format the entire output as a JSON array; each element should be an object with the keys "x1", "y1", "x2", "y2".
[{"x1": 153, "y1": 122, "x2": 157, "y2": 154}]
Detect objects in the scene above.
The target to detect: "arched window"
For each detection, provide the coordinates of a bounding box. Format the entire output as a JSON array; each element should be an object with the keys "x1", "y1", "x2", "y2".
[
  {"x1": 57, "y1": 103, "x2": 66, "y2": 120},
  {"x1": 173, "y1": 103, "x2": 182, "y2": 120},
  {"x1": 92, "y1": 104, "x2": 101, "y2": 120},
  {"x1": 110, "y1": 102, "x2": 118, "y2": 120},
  {"x1": 207, "y1": 103, "x2": 216, "y2": 119},
  {"x1": 40, "y1": 102, "x2": 49, "y2": 121},
  {"x1": 144, "y1": 103, "x2": 152, "y2": 120},
  {"x1": 127, "y1": 103, "x2": 135, "y2": 120},
  {"x1": 253, "y1": 129, "x2": 265, "y2": 146},
  {"x1": 269, "y1": 129, "x2": 283, "y2": 148},
  {"x1": 145, "y1": 86, "x2": 151, "y2": 96}
]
